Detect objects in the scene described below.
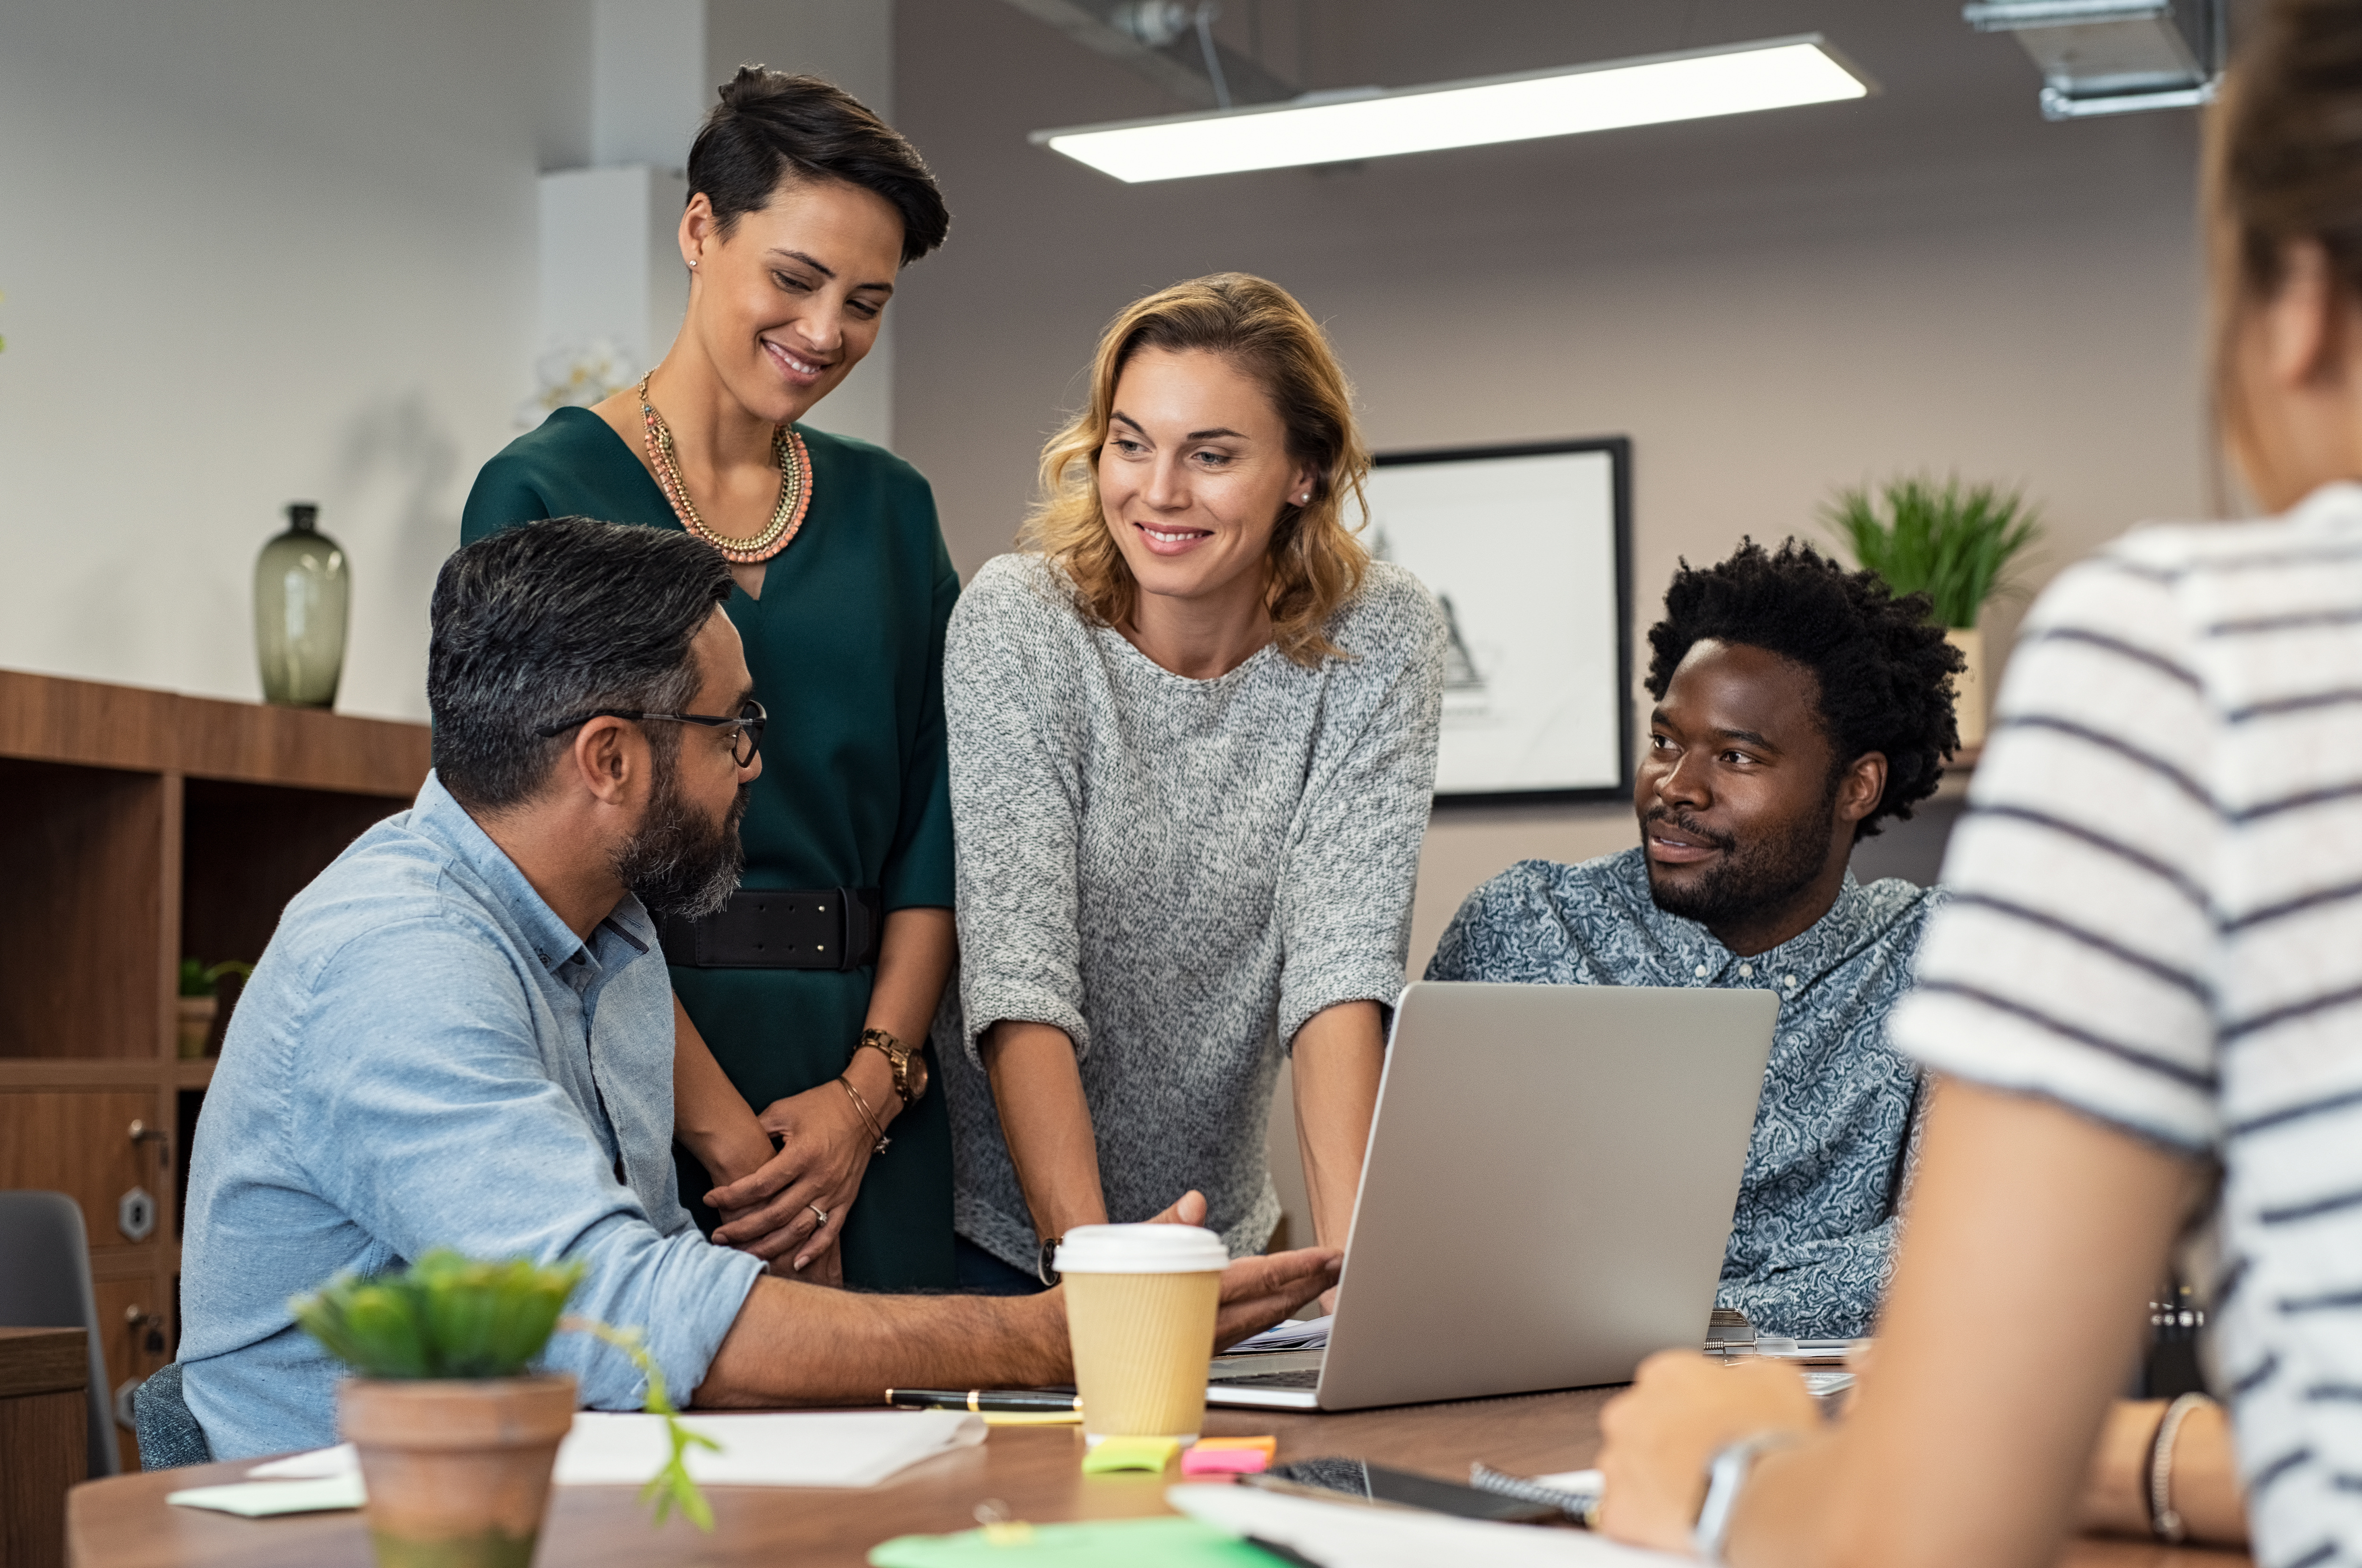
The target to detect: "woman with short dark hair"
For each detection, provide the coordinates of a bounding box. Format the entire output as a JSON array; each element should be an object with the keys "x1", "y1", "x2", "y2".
[{"x1": 461, "y1": 68, "x2": 958, "y2": 1290}]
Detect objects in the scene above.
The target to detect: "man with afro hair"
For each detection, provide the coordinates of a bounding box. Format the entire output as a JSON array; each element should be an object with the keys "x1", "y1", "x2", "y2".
[{"x1": 1427, "y1": 538, "x2": 1964, "y2": 1338}]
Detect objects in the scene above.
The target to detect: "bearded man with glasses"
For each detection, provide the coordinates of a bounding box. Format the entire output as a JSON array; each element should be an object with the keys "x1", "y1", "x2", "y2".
[{"x1": 162, "y1": 517, "x2": 1335, "y2": 1462}]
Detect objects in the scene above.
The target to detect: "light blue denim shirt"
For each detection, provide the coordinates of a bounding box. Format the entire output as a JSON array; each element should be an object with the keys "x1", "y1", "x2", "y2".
[
  {"x1": 1426, "y1": 847, "x2": 1942, "y2": 1338},
  {"x1": 179, "y1": 772, "x2": 764, "y2": 1459}
]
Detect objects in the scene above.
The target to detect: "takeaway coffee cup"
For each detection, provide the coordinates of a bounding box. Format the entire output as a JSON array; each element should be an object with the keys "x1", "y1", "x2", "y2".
[{"x1": 1056, "y1": 1223, "x2": 1228, "y2": 1445}]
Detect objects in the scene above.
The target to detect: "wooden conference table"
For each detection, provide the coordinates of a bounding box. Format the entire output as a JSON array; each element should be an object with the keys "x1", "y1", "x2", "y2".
[{"x1": 69, "y1": 1386, "x2": 2250, "y2": 1567}]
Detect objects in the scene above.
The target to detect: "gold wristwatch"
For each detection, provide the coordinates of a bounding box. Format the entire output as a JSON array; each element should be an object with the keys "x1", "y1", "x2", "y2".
[{"x1": 856, "y1": 1027, "x2": 929, "y2": 1108}]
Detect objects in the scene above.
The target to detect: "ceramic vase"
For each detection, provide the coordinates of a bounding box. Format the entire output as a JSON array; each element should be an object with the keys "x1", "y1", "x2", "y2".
[
  {"x1": 1946, "y1": 626, "x2": 1987, "y2": 751},
  {"x1": 338, "y1": 1373, "x2": 575, "y2": 1568},
  {"x1": 254, "y1": 502, "x2": 350, "y2": 708}
]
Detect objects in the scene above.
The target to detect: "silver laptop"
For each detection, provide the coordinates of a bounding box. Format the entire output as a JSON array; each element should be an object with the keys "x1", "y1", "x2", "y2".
[{"x1": 1207, "y1": 980, "x2": 1777, "y2": 1411}]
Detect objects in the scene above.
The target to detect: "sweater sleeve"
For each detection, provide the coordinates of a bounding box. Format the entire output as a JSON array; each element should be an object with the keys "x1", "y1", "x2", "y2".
[
  {"x1": 944, "y1": 560, "x2": 1091, "y2": 1065},
  {"x1": 1276, "y1": 574, "x2": 1448, "y2": 1048}
]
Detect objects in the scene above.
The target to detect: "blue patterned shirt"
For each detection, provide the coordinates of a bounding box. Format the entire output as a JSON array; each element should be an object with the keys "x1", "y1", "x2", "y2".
[{"x1": 1425, "y1": 847, "x2": 1941, "y2": 1337}]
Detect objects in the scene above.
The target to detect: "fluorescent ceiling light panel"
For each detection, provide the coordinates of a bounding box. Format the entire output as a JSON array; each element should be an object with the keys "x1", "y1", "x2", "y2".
[{"x1": 1032, "y1": 36, "x2": 1873, "y2": 183}]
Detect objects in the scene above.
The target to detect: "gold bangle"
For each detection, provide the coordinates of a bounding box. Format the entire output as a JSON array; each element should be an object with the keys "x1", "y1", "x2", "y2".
[{"x1": 839, "y1": 1074, "x2": 890, "y2": 1155}]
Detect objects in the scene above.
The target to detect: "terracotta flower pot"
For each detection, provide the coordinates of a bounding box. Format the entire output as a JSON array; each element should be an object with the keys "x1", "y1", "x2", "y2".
[
  {"x1": 1946, "y1": 626, "x2": 1987, "y2": 750},
  {"x1": 338, "y1": 1373, "x2": 576, "y2": 1568},
  {"x1": 176, "y1": 996, "x2": 217, "y2": 1060}
]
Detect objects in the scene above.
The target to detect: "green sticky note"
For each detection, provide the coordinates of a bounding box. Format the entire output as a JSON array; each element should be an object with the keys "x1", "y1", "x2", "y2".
[
  {"x1": 166, "y1": 1474, "x2": 367, "y2": 1517},
  {"x1": 1080, "y1": 1436, "x2": 1183, "y2": 1474},
  {"x1": 870, "y1": 1517, "x2": 1279, "y2": 1566}
]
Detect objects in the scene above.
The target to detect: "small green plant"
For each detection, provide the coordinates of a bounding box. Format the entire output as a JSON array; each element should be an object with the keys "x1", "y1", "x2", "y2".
[
  {"x1": 291, "y1": 1251, "x2": 583, "y2": 1378},
  {"x1": 291, "y1": 1251, "x2": 716, "y2": 1530},
  {"x1": 1822, "y1": 474, "x2": 2044, "y2": 629},
  {"x1": 179, "y1": 958, "x2": 254, "y2": 999},
  {"x1": 565, "y1": 1318, "x2": 719, "y2": 1530}
]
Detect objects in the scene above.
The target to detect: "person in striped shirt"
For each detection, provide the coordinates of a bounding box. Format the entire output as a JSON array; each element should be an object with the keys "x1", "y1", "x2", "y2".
[{"x1": 1593, "y1": 4, "x2": 2362, "y2": 1565}]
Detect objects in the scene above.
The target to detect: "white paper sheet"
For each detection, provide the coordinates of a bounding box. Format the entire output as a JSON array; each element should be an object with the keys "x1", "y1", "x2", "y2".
[
  {"x1": 231, "y1": 1410, "x2": 985, "y2": 1495},
  {"x1": 248, "y1": 1443, "x2": 358, "y2": 1479},
  {"x1": 1168, "y1": 1482, "x2": 1688, "y2": 1567},
  {"x1": 167, "y1": 1474, "x2": 366, "y2": 1516},
  {"x1": 554, "y1": 1409, "x2": 985, "y2": 1488},
  {"x1": 1225, "y1": 1313, "x2": 1332, "y2": 1354}
]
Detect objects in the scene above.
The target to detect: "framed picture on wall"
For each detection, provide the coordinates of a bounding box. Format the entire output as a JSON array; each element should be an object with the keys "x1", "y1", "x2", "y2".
[{"x1": 1364, "y1": 437, "x2": 1632, "y2": 806}]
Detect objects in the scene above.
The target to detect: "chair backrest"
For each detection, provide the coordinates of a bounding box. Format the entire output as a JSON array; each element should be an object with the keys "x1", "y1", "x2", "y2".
[{"x1": 0, "y1": 1191, "x2": 121, "y2": 1477}]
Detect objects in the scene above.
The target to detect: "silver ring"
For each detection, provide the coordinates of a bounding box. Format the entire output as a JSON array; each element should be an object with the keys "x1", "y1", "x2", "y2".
[{"x1": 808, "y1": 1203, "x2": 829, "y2": 1226}]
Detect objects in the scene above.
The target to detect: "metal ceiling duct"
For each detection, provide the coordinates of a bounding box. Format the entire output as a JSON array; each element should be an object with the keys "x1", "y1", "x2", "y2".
[
  {"x1": 996, "y1": 0, "x2": 1295, "y2": 110},
  {"x1": 1962, "y1": 0, "x2": 2223, "y2": 119}
]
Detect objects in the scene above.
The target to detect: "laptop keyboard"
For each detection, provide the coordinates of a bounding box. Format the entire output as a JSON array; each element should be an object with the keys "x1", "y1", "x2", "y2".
[{"x1": 1211, "y1": 1366, "x2": 1322, "y2": 1390}]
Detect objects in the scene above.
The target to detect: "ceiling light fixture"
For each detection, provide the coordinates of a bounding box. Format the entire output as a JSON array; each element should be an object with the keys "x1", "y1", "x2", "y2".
[
  {"x1": 1030, "y1": 35, "x2": 1875, "y2": 183},
  {"x1": 1961, "y1": 0, "x2": 2221, "y2": 119}
]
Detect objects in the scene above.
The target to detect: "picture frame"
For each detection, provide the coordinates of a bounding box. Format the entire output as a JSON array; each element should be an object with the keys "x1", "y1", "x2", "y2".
[{"x1": 1364, "y1": 437, "x2": 1633, "y2": 807}]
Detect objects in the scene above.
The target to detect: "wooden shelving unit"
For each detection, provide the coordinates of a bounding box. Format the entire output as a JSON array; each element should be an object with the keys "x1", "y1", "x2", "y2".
[{"x1": 0, "y1": 669, "x2": 428, "y2": 1469}]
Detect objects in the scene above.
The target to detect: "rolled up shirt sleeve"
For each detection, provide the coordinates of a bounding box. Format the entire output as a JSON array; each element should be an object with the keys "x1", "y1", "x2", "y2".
[{"x1": 287, "y1": 917, "x2": 762, "y2": 1409}]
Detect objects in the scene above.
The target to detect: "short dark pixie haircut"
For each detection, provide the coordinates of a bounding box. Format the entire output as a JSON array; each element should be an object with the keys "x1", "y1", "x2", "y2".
[
  {"x1": 688, "y1": 67, "x2": 950, "y2": 265},
  {"x1": 1644, "y1": 538, "x2": 1965, "y2": 841},
  {"x1": 429, "y1": 518, "x2": 735, "y2": 812}
]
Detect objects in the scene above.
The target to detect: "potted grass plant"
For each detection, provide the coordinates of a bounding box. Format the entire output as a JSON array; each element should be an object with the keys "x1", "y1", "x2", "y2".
[
  {"x1": 292, "y1": 1250, "x2": 716, "y2": 1568},
  {"x1": 1823, "y1": 474, "x2": 2044, "y2": 749},
  {"x1": 177, "y1": 959, "x2": 253, "y2": 1059}
]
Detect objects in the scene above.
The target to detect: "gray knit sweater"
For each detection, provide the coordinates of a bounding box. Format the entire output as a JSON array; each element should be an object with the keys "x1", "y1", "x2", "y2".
[{"x1": 938, "y1": 553, "x2": 1446, "y2": 1270}]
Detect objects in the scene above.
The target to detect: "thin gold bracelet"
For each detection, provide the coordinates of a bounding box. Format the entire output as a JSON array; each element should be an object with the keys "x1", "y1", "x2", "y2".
[{"x1": 839, "y1": 1074, "x2": 890, "y2": 1155}]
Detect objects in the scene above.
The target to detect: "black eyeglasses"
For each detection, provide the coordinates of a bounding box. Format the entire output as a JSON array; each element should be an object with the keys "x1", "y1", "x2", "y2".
[{"x1": 536, "y1": 699, "x2": 767, "y2": 767}]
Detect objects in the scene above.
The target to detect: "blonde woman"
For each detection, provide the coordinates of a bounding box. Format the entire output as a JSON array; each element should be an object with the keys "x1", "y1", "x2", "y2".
[{"x1": 938, "y1": 274, "x2": 1446, "y2": 1294}]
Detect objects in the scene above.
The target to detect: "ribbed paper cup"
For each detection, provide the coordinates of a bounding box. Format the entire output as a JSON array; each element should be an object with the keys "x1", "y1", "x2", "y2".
[{"x1": 1057, "y1": 1224, "x2": 1226, "y2": 1446}]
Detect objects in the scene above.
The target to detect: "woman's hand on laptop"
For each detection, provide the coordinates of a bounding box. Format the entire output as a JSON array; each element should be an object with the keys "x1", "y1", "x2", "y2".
[
  {"x1": 1212, "y1": 1247, "x2": 1342, "y2": 1349},
  {"x1": 1147, "y1": 1188, "x2": 1343, "y2": 1350}
]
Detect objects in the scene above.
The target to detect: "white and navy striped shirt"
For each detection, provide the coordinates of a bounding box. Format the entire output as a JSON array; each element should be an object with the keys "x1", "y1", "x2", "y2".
[{"x1": 1891, "y1": 482, "x2": 2362, "y2": 1568}]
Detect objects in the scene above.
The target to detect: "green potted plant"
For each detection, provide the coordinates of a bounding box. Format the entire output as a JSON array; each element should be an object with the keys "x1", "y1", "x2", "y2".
[
  {"x1": 177, "y1": 959, "x2": 253, "y2": 1060},
  {"x1": 1823, "y1": 475, "x2": 2044, "y2": 749},
  {"x1": 292, "y1": 1251, "x2": 716, "y2": 1567}
]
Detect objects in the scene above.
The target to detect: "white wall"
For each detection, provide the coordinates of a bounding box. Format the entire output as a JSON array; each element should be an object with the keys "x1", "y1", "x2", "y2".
[
  {"x1": 594, "y1": 0, "x2": 709, "y2": 168},
  {"x1": 0, "y1": 0, "x2": 591, "y2": 721}
]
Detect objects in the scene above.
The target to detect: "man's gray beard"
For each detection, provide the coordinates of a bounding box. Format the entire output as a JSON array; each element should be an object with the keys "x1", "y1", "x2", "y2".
[{"x1": 612, "y1": 753, "x2": 747, "y2": 920}]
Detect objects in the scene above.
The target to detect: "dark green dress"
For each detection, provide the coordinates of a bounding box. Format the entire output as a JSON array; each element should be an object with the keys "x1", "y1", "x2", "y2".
[{"x1": 459, "y1": 407, "x2": 959, "y2": 1289}]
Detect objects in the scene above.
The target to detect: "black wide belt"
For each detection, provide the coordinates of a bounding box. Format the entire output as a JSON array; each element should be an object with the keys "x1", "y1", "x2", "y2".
[{"x1": 658, "y1": 887, "x2": 883, "y2": 971}]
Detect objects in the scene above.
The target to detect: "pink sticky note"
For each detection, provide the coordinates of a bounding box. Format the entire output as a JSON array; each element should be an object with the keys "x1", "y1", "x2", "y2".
[{"x1": 1181, "y1": 1445, "x2": 1271, "y2": 1475}]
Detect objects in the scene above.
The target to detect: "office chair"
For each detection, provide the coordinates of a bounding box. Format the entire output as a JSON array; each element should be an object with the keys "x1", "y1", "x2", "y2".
[{"x1": 0, "y1": 1190, "x2": 121, "y2": 1477}]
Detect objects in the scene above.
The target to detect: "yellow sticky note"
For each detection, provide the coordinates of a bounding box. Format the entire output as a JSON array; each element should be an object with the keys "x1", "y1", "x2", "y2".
[
  {"x1": 1081, "y1": 1435, "x2": 1182, "y2": 1474},
  {"x1": 1190, "y1": 1436, "x2": 1276, "y2": 1457}
]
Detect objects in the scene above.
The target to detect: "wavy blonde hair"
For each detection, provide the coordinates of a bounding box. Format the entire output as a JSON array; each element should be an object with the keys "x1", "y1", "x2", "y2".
[{"x1": 1019, "y1": 273, "x2": 1370, "y2": 666}]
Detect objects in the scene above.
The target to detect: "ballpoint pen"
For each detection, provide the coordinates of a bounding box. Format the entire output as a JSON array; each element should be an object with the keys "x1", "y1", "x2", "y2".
[{"x1": 886, "y1": 1388, "x2": 1083, "y2": 1415}]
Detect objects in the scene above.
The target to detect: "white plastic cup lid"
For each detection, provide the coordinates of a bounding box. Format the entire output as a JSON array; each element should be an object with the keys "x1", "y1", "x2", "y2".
[{"x1": 1054, "y1": 1223, "x2": 1228, "y2": 1275}]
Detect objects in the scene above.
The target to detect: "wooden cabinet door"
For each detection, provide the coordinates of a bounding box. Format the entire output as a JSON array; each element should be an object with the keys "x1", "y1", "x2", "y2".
[
  {"x1": 0, "y1": 1092, "x2": 165, "y2": 1256},
  {"x1": 90, "y1": 1277, "x2": 167, "y2": 1474}
]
